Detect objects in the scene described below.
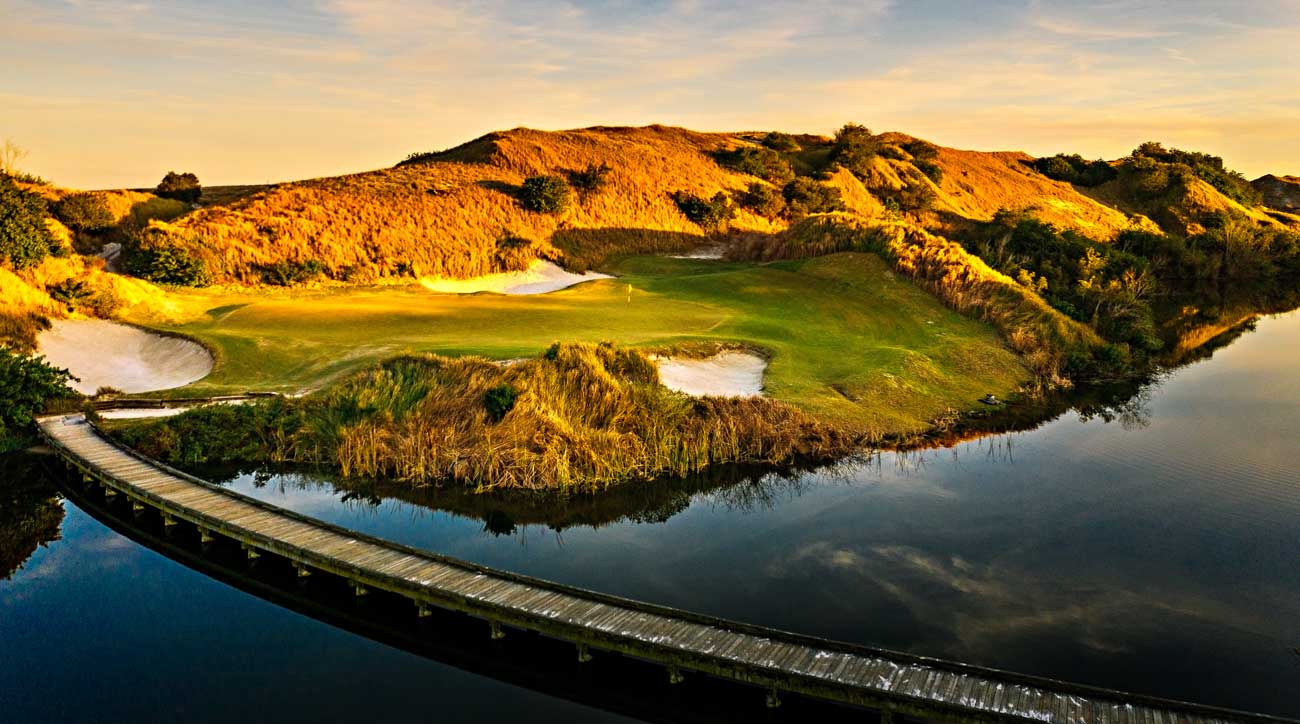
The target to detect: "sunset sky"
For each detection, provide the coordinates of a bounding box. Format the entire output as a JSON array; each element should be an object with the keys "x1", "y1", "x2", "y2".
[{"x1": 4, "y1": 0, "x2": 1298, "y2": 189}]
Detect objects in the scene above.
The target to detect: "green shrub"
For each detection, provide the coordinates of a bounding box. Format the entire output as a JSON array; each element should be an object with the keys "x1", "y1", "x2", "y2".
[
  {"x1": 737, "y1": 182, "x2": 786, "y2": 218},
  {"x1": 565, "y1": 162, "x2": 613, "y2": 196},
  {"x1": 155, "y1": 171, "x2": 201, "y2": 203},
  {"x1": 713, "y1": 146, "x2": 794, "y2": 184},
  {"x1": 53, "y1": 193, "x2": 114, "y2": 233},
  {"x1": 484, "y1": 384, "x2": 519, "y2": 422},
  {"x1": 0, "y1": 176, "x2": 56, "y2": 270},
  {"x1": 48, "y1": 279, "x2": 92, "y2": 309},
  {"x1": 1128, "y1": 142, "x2": 1260, "y2": 206},
  {"x1": 124, "y1": 236, "x2": 210, "y2": 286},
  {"x1": 782, "y1": 178, "x2": 844, "y2": 217},
  {"x1": 829, "y1": 123, "x2": 883, "y2": 178},
  {"x1": 1033, "y1": 154, "x2": 1117, "y2": 187},
  {"x1": 671, "y1": 191, "x2": 735, "y2": 229},
  {"x1": 519, "y1": 175, "x2": 571, "y2": 214},
  {"x1": 0, "y1": 349, "x2": 75, "y2": 449},
  {"x1": 261, "y1": 259, "x2": 326, "y2": 286},
  {"x1": 761, "y1": 132, "x2": 801, "y2": 152}
]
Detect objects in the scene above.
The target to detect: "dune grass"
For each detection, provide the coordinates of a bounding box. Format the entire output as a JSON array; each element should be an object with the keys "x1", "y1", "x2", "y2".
[{"x1": 126, "y1": 252, "x2": 1027, "y2": 436}]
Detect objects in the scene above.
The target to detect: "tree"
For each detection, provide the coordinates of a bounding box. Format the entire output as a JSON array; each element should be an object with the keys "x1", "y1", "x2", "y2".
[
  {"x1": 518, "y1": 175, "x2": 571, "y2": 214},
  {"x1": 0, "y1": 175, "x2": 56, "y2": 269},
  {"x1": 830, "y1": 123, "x2": 882, "y2": 178},
  {"x1": 155, "y1": 171, "x2": 202, "y2": 203},
  {"x1": 0, "y1": 350, "x2": 75, "y2": 447},
  {"x1": 713, "y1": 146, "x2": 793, "y2": 184},
  {"x1": 671, "y1": 191, "x2": 735, "y2": 229},
  {"x1": 54, "y1": 192, "x2": 115, "y2": 233}
]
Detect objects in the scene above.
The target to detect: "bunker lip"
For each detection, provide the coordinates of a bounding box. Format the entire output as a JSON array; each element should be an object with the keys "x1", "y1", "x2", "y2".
[
  {"x1": 655, "y1": 351, "x2": 767, "y2": 398},
  {"x1": 36, "y1": 319, "x2": 214, "y2": 395},
  {"x1": 419, "y1": 260, "x2": 613, "y2": 295}
]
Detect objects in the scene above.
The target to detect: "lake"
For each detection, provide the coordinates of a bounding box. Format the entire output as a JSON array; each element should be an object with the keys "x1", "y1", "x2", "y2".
[{"x1": 3, "y1": 308, "x2": 1298, "y2": 723}]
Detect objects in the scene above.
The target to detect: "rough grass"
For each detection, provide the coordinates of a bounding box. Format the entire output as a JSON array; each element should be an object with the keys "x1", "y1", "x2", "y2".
[{"x1": 123, "y1": 253, "x2": 1029, "y2": 436}]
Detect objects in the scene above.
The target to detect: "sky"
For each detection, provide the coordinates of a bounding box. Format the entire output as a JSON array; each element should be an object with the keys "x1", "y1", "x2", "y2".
[{"x1": 3, "y1": 0, "x2": 1299, "y2": 189}]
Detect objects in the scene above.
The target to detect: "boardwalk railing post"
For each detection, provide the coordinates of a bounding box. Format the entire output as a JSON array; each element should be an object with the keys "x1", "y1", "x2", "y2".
[
  {"x1": 199, "y1": 527, "x2": 215, "y2": 544},
  {"x1": 765, "y1": 688, "x2": 782, "y2": 709},
  {"x1": 294, "y1": 562, "x2": 311, "y2": 578},
  {"x1": 667, "y1": 665, "x2": 685, "y2": 685},
  {"x1": 132, "y1": 500, "x2": 145, "y2": 514},
  {"x1": 489, "y1": 621, "x2": 505, "y2": 640},
  {"x1": 415, "y1": 602, "x2": 431, "y2": 618},
  {"x1": 354, "y1": 583, "x2": 368, "y2": 597},
  {"x1": 242, "y1": 543, "x2": 260, "y2": 560},
  {"x1": 576, "y1": 643, "x2": 592, "y2": 663}
]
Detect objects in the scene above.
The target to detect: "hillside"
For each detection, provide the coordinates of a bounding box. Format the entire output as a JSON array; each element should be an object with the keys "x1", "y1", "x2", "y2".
[
  {"x1": 1253, "y1": 174, "x2": 1300, "y2": 213},
  {"x1": 138, "y1": 125, "x2": 1169, "y2": 286}
]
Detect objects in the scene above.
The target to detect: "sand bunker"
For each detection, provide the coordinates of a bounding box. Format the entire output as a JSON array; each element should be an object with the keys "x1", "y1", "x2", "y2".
[
  {"x1": 37, "y1": 320, "x2": 214, "y2": 395},
  {"x1": 420, "y1": 260, "x2": 612, "y2": 295},
  {"x1": 656, "y1": 351, "x2": 766, "y2": 398}
]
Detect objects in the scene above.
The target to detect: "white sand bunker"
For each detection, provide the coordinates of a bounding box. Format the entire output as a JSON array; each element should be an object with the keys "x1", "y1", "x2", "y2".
[
  {"x1": 656, "y1": 351, "x2": 766, "y2": 398},
  {"x1": 37, "y1": 319, "x2": 214, "y2": 395},
  {"x1": 420, "y1": 260, "x2": 612, "y2": 295}
]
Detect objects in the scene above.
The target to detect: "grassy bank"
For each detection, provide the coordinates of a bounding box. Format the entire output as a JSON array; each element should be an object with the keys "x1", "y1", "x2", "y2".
[{"x1": 125, "y1": 253, "x2": 1028, "y2": 435}]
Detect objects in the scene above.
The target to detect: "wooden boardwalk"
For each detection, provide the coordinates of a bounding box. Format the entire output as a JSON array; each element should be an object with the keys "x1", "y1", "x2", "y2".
[{"x1": 38, "y1": 414, "x2": 1295, "y2": 724}]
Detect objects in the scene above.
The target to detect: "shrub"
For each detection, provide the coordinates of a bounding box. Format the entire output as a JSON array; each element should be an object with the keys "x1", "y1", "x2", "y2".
[
  {"x1": 761, "y1": 132, "x2": 801, "y2": 152},
  {"x1": 48, "y1": 278, "x2": 92, "y2": 309},
  {"x1": 155, "y1": 171, "x2": 202, "y2": 203},
  {"x1": 493, "y1": 235, "x2": 539, "y2": 271},
  {"x1": 0, "y1": 175, "x2": 56, "y2": 270},
  {"x1": 565, "y1": 162, "x2": 613, "y2": 196},
  {"x1": 1129, "y1": 142, "x2": 1261, "y2": 206},
  {"x1": 781, "y1": 178, "x2": 844, "y2": 217},
  {"x1": 671, "y1": 191, "x2": 735, "y2": 229},
  {"x1": 124, "y1": 238, "x2": 210, "y2": 286},
  {"x1": 0, "y1": 349, "x2": 75, "y2": 449},
  {"x1": 830, "y1": 123, "x2": 883, "y2": 178},
  {"x1": 261, "y1": 259, "x2": 326, "y2": 286},
  {"x1": 53, "y1": 193, "x2": 115, "y2": 233},
  {"x1": 713, "y1": 146, "x2": 794, "y2": 184},
  {"x1": 484, "y1": 384, "x2": 519, "y2": 422},
  {"x1": 518, "y1": 174, "x2": 571, "y2": 214},
  {"x1": 1033, "y1": 154, "x2": 1117, "y2": 187},
  {"x1": 737, "y1": 182, "x2": 786, "y2": 219}
]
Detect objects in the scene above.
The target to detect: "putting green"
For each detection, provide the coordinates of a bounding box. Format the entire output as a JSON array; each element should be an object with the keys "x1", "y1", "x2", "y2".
[{"x1": 125, "y1": 252, "x2": 1028, "y2": 434}]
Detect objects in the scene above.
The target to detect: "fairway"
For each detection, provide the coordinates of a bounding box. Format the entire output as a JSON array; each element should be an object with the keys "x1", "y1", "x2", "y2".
[{"x1": 128, "y1": 252, "x2": 1028, "y2": 434}]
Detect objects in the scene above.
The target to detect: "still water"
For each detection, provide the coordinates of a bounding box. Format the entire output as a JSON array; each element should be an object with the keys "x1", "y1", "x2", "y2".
[{"x1": 3, "y1": 311, "x2": 1299, "y2": 723}]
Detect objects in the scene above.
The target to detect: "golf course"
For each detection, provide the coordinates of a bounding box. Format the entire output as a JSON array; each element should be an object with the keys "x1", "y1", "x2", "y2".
[{"x1": 120, "y1": 252, "x2": 1027, "y2": 435}]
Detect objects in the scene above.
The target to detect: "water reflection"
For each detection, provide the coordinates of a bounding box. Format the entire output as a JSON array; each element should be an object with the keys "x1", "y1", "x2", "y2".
[{"x1": 0, "y1": 452, "x2": 64, "y2": 580}]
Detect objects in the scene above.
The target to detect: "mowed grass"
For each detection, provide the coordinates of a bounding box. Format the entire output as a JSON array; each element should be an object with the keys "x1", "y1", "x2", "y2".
[{"x1": 129, "y1": 252, "x2": 1028, "y2": 435}]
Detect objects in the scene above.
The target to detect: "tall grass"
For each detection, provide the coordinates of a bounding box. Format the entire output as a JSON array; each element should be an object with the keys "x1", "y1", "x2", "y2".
[
  {"x1": 146, "y1": 126, "x2": 781, "y2": 284},
  {"x1": 121, "y1": 344, "x2": 848, "y2": 493}
]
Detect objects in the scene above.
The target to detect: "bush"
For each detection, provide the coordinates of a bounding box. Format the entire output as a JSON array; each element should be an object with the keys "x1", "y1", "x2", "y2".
[
  {"x1": 781, "y1": 178, "x2": 844, "y2": 217},
  {"x1": 0, "y1": 349, "x2": 75, "y2": 449},
  {"x1": 737, "y1": 182, "x2": 786, "y2": 218},
  {"x1": 124, "y1": 237, "x2": 210, "y2": 286},
  {"x1": 713, "y1": 146, "x2": 794, "y2": 184},
  {"x1": 671, "y1": 191, "x2": 735, "y2": 229},
  {"x1": 1129, "y1": 142, "x2": 1261, "y2": 206},
  {"x1": 484, "y1": 384, "x2": 519, "y2": 422},
  {"x1": 493, "y1": 235, "x2": 539, "y2": 271},
  {"x1": 830, "y1": 123, "x2": 883, "y2": 178},
  {"x1": 761, "y1": 132, "x2": 801, "y2": 152},
  {"x1": 0, "y1": 175, "x2": 56, "y2": 270},
  {"x1": 155, "y1": 171, "x2": 202, "y2": 203},
  {"x1": 1033, "y1": 154, "x2": 1117, "y2": 187},
  {"x1": 48, "y1": 278, "x2": 92, "y2": 309},
  {"x1": 565, "y1": 162, "x2": 613, "y2": 196},
  {"x1": 261, "y1": 259, "x2": 326, "y2": 286},
  {"x1": 518, "y1": 175, "x2": 571, "y2": 214},
  {"x1": 53, "y1": 193, "x2": 115, "y2": 233}
]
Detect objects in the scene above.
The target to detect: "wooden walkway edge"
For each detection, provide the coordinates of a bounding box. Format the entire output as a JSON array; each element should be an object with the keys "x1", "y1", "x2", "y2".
[{"x1": 37, "y1": 413, "x2": 1297, "y2": 724}]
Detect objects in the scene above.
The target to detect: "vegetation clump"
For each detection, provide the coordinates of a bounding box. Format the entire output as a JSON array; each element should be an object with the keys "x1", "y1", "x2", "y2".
[
  {"x1": 53, "y1": 192, "x2": 115, "y2": 233},
  {"x1": 0, "y1": 350, "x2": 74, "y2": 451},
  {"x1": 123, "y1": 231, "x2": 210, "y2": 286},
  {"x1": 713, "y1": 146, "x2": 794, "y2": 184},
  {"x1": 760, "y1": 132, "x2": 801, "y2": 152},
  {"x1": 672, "y1": 191, "x2": 735, "y2": 229},
  {"x1": 737, "y1": 182, "x2": 786, "y2": 219},
  {"x1": 782, "y1": 178, "x2": 844, "y2": 217},
  {"x1": 261, "y1": 259, "x2": 327, "y2": 286},
  {"x1": 1033, "y1": 154, "x2": 1118, "y2": 187},
  {"x1": 155, "y1": 171, "x2": 202, "y2": 203},
  {"x1": 0, "y1": 175, "x2": 58, "y2": 270},
  {"x1": 564, "y1": 162, "x2": 613, "y2": 197},
  {"x1": 1127, "y1": 142, "x2": 1261, "y2": 206},
  {"x1": 519, "y1": 174, "x2": 572, "y2": 214},
  {"x1": 118, "y1": 344, "x2": 846, "y2": 492}
]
